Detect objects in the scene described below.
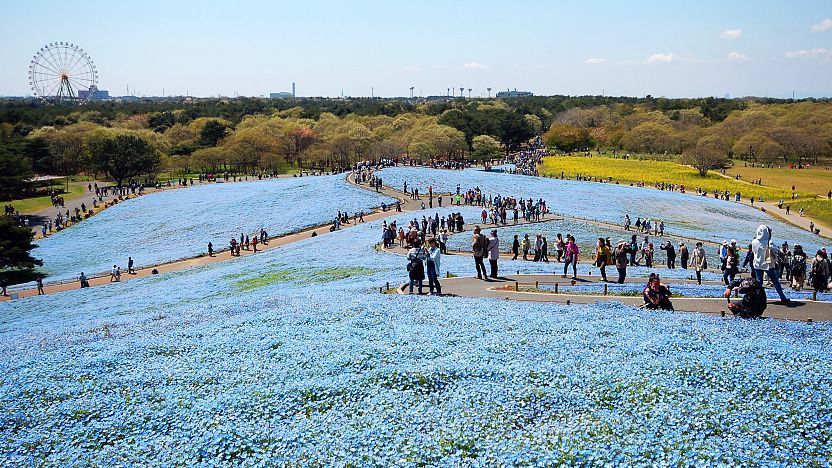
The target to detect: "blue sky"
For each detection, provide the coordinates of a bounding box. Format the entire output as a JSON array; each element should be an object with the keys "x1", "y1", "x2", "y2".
[{"x1": 2, "y1": 0, "x2": 831, "y2": 98}]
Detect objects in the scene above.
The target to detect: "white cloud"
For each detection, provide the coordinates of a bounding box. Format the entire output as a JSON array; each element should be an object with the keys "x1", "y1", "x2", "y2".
[
  {"x1": 646, "y1": 53, "x2": 678, "y2": 64},
  {"x1": 785, "y1": 48, "x2": 831, "y2": 59},
  {"x1": 584, "y1": 57, "x2": 608, "y2": 65},
  {"x1": 402, "y1": 65, "x2": 420, "y2": 72},
  {"x1": 719, "y1": 28, "x2": 742, "y2": 39},
  {"x1": 727, "y1": 51, "x2": 750, "y2": 61},
  {"x1": 810, "y1": 18, "x2": 832, "y2": 32},
  {"x1": 463, "y1": 62, "x2": 488, "y2": 70}
]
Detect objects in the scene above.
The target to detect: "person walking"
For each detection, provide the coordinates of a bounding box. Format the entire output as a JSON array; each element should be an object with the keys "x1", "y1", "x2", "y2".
[
  {"x1": 425, "y1": 239, "x2": 442, "y2": 295},
  {"x1": 563, "y1": 236, "x2": 579, "y2": 279},
  {"x1": 751, "y1": 224, "x2": 790, "y2": 302},
  {"x1": 541, "y1": 236, "x2": 549, "y2": 262},
  {"x1": 521, "y1": 234, "x2": 531, "y2": 261},
  {"x1": 790, "y1": 245, "x2": 807, "y2": 290},
  {"x1": 595, "y1": 237, "x2": 611, "y2": 282},
  {"x1": 512, "y1": 234, "x2": 519, "y2": 260},
  {"x1": 208, "y1": 242, "x2": 214, "y2": 257},
  {"x1": 79, "y1": 272, "x2": 89, "y2": 288},
  {"x1": 472, "y1": 226, "x2": 488, "y2": 279},
  {"x1": 614, "y1": 240, "x2": 629, "y2": 283},
  {"x1": 487, "y1": 229, "x2": 500, "y2": 279},
  {"x1": 36, "y1": 277, "x2": 45, "y2": 295},
  {"x1": 691, "y1": 242, "x2": 707, "y2": 285},
  {"x1": 110, "y1": 265, "x2": 119, "y2": 282}
]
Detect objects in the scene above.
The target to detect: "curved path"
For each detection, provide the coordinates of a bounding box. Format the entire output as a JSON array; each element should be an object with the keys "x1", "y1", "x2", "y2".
[
  {"x1": 396, "y1": 274, "x2": 832, "y2": 322},
  {"x1": 6, "y1": 168, "x2": 832, "y2": 323},
  {"x1": 2, "y1": 173, "x2": 415, "y2": 301}
]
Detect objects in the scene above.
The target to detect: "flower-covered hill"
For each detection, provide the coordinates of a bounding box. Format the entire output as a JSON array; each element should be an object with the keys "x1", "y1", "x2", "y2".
[{"x1": 1, "y1": 202, "x2": 831, "y2": 464}]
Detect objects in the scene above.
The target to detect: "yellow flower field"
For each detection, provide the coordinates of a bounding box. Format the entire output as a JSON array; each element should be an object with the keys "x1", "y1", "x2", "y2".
[{"x1": 539, "y1": 155, "x2": 809, "y2": 201}]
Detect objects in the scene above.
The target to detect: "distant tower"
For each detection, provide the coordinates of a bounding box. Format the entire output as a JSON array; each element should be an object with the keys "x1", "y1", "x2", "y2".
[
  {"x1": 292, "y1": 82, "x2": 296, "y2": 97},
  {"x1": 468, "y1": 88, "x2": 472, "y2": 98},
  {"x1": 459, "y1": 87, "x2": 464, "y2": 98},
  {"x1": 487, "y1": 87, "x2": 491, "y2": 98},
  {"x1": 409, "y1": 86, "x2": 414, "y2": 98}
]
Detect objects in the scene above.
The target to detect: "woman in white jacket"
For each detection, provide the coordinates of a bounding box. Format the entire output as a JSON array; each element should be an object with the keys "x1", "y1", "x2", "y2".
[
  {"x1": 751, "y1": 224, "x2": 790, "y2": 302},
  {"x1": 690, "y1": 242, "x2": 707, "y2": 285}
]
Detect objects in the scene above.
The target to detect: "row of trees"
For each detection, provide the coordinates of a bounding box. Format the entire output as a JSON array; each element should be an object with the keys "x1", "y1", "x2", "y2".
[{"x1": 542, "y1": 102, "x2": 832, "y2": 175}]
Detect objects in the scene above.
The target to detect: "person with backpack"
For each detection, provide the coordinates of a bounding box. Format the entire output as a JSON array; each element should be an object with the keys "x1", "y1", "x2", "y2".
[
  {"x1": 407, "y1": 247, "x2": 426, "y2": 294},
  {"x1": 614, "y1": 240, "x2": 630, "y2": 283},
  {"x1": 751, "y1": 224, "x2": 790, "y2": 303},
  {"x1": 471, "y1": 226, "x2": 488, "y2": 280},
  {"x1": 790, "y1": 245, "x2": 807, "y2": 290},
  {"x1": 725, "y1": 277, "x2": 767, "y2": 318},
  {"x1": 810, "y1": 250, "x2": 830, "y2": 293}
]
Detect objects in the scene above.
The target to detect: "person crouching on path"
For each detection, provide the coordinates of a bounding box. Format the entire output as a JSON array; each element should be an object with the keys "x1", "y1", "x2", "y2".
[
  {"x1": 471, "y1": 226, "x2": 489, "y2": 279},
  {"x1": 407, "y1": 247, "x2": 425, "y2": 294},
  {"x1": 643, "y1": 274, "x2": 673, "y2": 310},
  {"x1": 487, "y1": 229, "x2": 500, "y2": 279},
  {"x1": 724, "y1": 277, "x2": 767, "y2": 318},
  {"x1": 426, "y1": 238, "x2": 442, "y2": 295}
]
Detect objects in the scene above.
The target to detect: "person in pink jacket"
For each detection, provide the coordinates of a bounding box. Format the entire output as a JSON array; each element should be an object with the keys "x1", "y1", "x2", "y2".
[{"x1": 562, "y1": 236, "x2": 580, "y2": 279}]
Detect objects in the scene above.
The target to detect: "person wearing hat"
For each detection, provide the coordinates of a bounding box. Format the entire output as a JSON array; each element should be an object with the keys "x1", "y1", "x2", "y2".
[
  {"x1": 691, "y1": 242, "x2": 707, "y2": 285},
  {"x1": 679, "y1": 242, "x2": 689, "y2": 270},
  {"x1": 487, "y1": 229, "x2": 500, "y2": 279}
]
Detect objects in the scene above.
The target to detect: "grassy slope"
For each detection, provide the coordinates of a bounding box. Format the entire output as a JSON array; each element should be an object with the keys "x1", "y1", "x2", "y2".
[
  {"x1": 539, "y1": 155, "x2": 806, "y2": 201},
  {"x1": 786, "y1": 199, "x2": 832, "y2": 229},
  {"x1": 725, "y1": 163, "x2": 832, "y2": 197},
  {"x1": 9, "y1": 182, "x2": 86, "y2": 213}
]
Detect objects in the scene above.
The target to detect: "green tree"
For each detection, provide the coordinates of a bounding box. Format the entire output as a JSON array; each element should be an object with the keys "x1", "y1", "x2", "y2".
[
  {"x1": 200, "y1": 120, "x2": 229, "y2": 146},
  {"x1": 543, "y1": 124, "x2": 592, "y2": 152},
  {"x1": 496, "y1": 111, "x2": 535, "y2": 153},
  {"x1": 683, "y1": 135, "x2": 729, "y2": 176},
  {"x1": 0, "y1": 216, "x2": 44, "y2": 295},
  {"x1": 91, "y1": 134, "x2": 160, "y2": 187},
  {"x1": 0, "y1": 141, "x2": 33, "y2": 200},
  {"x1": 472, "y1": 135, "x2": 502, "y2": 160}
]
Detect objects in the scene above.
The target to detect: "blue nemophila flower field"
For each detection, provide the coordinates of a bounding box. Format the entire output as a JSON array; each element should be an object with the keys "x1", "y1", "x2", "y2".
[
  {"x1": 2, "y1": 174, "x2": 831, "y2": 465},
  {"x1": 29, "y1": 175, "x2": 394, "y2": 283},
  {"x1": 379, "y1": 166, "x2": 824, "y2": 253}
]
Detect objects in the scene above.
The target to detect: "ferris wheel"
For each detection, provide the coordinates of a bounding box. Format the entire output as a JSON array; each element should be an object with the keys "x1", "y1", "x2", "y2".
[{"x1": 28, "y1": 42, "x2": 98, "y2": 103}]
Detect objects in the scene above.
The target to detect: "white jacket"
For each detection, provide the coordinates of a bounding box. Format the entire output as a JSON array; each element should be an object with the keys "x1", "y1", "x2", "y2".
[{"x1": 751, "y1": 224, "x2": 773, "y2": 271}]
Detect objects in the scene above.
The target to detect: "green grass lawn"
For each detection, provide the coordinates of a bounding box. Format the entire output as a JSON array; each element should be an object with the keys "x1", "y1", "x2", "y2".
[
  {"x1": 10, "y1": 182, "x2": 87, "y2": 214},
  {"x1": 786, "y1": 199, "x2": 832, "y2": 230}
]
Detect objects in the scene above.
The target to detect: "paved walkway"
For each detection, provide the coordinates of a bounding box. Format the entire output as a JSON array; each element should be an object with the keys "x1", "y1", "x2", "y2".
[{"x1": 397, "y1": 274, "x2": 832, "y2": 322}]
